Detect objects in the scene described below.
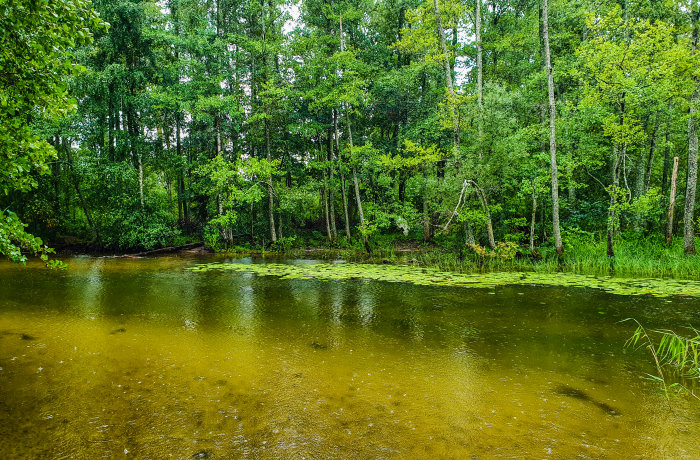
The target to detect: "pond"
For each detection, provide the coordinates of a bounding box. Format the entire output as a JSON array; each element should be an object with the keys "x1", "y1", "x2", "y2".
[{"x1": 0, "y1": 256, "x2": 698, "y2": 458}]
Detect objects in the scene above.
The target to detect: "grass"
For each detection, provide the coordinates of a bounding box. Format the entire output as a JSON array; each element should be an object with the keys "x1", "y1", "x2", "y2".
[
  {"x1": 625, "y1": 319, "x2": 700, "y2": 401},
  {"x1": 281, "y1": 234, "x2": 700, "y2": 280}
]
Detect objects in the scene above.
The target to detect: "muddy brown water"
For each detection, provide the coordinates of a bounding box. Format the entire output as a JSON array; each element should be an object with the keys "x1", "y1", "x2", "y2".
[{"x1": 0, "y1": 256, "x2": 698, "y2": 458}]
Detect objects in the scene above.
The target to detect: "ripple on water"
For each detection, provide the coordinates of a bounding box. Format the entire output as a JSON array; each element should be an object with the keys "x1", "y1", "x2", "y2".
[{"x1": 0, "y1": 257, "x2": 698, "y2": 457}]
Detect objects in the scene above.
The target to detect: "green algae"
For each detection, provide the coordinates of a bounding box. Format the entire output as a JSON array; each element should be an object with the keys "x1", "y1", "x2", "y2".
[{"x1": 185, "y1": 262, "x2": 700, "y2": 298}]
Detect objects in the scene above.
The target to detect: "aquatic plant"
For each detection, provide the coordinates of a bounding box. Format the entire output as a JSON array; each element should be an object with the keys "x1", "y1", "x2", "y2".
[
  {"x1": 186, "y1": 261, "x2": 700, "y2": 298},
  {"x1": 625, "y1": 319, "x2": 700, "y2": 401}
]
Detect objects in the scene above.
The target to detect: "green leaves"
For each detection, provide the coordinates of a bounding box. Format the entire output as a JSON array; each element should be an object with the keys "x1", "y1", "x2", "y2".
[
  {"x1": 0, "y1": 211, "x2": 64, "y2": 268},
  {"x1": 0, "y1": 0, "x2": 106, "y2": 261}
]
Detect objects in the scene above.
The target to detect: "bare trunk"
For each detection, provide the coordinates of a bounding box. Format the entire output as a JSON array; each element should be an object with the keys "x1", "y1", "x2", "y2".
[
  {"x1": 684, "y1": 5, "x2": 699, "y2": 254},
  {"x1": 644, "y1": 123, "x2": 657, "y2": 194},
  {"x1": 607, "y1": 146, "x2": 621, "y2": 258},
  {"x1": 278, "y1": 211, "x2": 283, "y2": 240},
  {"x1": 250, "y1": 201, "x2": 255, "y2": 246},
  {"x1": 328, "y1": 128, "x2": 337, "y2": 241},
  {"x1": 108, "y1": 83, "x2": 115, "y2": 161},
  {"x1": 543, "y1": 0, "x2": 563, "y2": 254},
  {"x1": 423, "y1": 200, "x2": 431, "y2": 241},
  {"x1": 667, "y1": 156, "x2": 680, "y2": 244},
  {"x1": 138, "y1": 152, "x2": 144, "y2": 210},
  {"x1": 265, "y1": 117, "x2": 277, "y2": 242},
  {"x1": 469, "y1": 180, "x2": 495, "y2": 249},
  {"x1": 685, "y1": 88, "x2": 699, "y2": 254},
  {"x1": 62, "y1": 138, "x2": 99, "y2": 243},
  {"x1": 323, "y1": 184, "x2": 332, "y2": 242},
  {"x1": 340, "y1": 14, "x2": 367, "y2": 251},
  {"x1": 322, "y1": 143, "x2": 332, "y2": 242},
  {"x1": 476, "y1": 0, "x2": 483, "y2": 159},
  {"x1": 433, "y1": 0, "x2": 460, "y2": 151},
  {"x1": 334, "y1": 111, "x2": 352, "y2": 240},
  {"x1": 345, "y1": 119, "x2": 365, "y2": 243},
  {"x1": 423, "y1": 165, "x2": 431, "y2": 241},
  {"x1": 568, "y1": 163, "x2": 576, "y2": 204},
  {"x1": 216, "y1": 115, "x2": 222, "y2": 158},
  {"x1": 176, "y1": 113, "x2": 183, "y2": 222},
  {"x1": 465, "y1": 222, "x2": 475, "y2": 245},
  {"x1": 530, "y1": 182, "x2": 537, "y2": 255},
  {"x1": 632, "y1": 124, "x2": 655, "y2": 231}
]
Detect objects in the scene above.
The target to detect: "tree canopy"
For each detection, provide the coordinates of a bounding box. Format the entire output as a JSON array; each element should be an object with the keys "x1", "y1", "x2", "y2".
[{"x1": 3, "y1": 0, "x2": 700, "y2": 262}]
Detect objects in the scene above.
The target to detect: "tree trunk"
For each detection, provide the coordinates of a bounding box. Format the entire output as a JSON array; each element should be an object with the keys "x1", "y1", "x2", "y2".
[
  {"x1": 108, "y1": 83, "x2": 115, "y2": 161},
  {"x1": 323, "y1": 183, "x2": 332, "y2": 242},
  {"x1": 530, "y1": 182, "x2": 537, "y2": 255},
  {"x1": 327, "y1": 125, "x2": 337, "y2": 241},
  {"x1": 644, "y1": 122, "x2": 658, "y2": 194},
  {"x1": 607, "y1": 146, "x2": 621, "y2": 258},
  {"x1": 62, "y1": 138, "x2": 99, "y2": 243},
  {"x1": 465, "y1": 221, "x2": 475, "y2": 245},
  {"x1": 138, "y1": 152, "x2": 144, "y2": 210},
  {"x1": 543, "y1": 0, "x2": 563, "y2": 255},
  {"x1": 340, "y1": 14, "x2": 368, "y2": 251},
  {"x1": 476, "y1": 0, "x2": 483, "y2": 159},
  {"x1": 216, "y1": 115, "x2": 222, "y2": 158},
  {"x1": 265, "y1": 116, "x2": 277, "y2": 242},
  {"x1": 631, "y1": 122, "x2": 657, "y2": 231},
  {"x1": 278, "y1": 211, "x2": 283, "y2": 240},
  {"x1": 261, "y1": 1, "x2": 276, "y2": 244},
  {"x1": 469, "y1": 180, "x2": 495, "y2": 249},
  {"x1": 334, "y1": 110, "x2": 352, "y2": 240},
  {"x1": 568, "y1": 163, "x2": 576, "y2": 204},
  {"x1": 423, "y1": 165, "x2": 431, "y2": 241},
  {"x1": 685, "y1": 88, "x2": 699, "y2": 254},
  {"x1": 684, "y1": 5, "x2": 699, "y2": 254},
  {"x1": 433, "y1": 0, "x2": 460, "y2": 151},
  {"x1": 667, "y1": 156, "x2": 680, "y2": 244}
]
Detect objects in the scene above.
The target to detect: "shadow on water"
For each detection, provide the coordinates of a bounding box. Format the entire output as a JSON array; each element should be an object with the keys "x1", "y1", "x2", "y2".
[{"x1": 553, "y1": 384, "x2": 621, "y2": 416}]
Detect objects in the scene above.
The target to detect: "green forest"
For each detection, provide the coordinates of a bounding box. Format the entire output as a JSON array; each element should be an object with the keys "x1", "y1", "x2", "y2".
[{"x1": 3, "y1": 0, "x2": 700, "y2": 272}]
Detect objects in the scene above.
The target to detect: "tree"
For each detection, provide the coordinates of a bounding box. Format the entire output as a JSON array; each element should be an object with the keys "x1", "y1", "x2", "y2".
[
  {"x1": 684, "y1": 1, "x2": 700, "y2": 254},
  {"x1": 0, "y1": 0, "x2": 104, "y2": 262},
  {"x1": 542, "y1": 0, "x2": 563, "y2": 254}
]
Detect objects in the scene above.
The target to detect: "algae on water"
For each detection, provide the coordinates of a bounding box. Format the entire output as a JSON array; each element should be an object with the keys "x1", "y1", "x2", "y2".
[{"x1": 185, "y1": 262, "x2": 700, "y2": 298}]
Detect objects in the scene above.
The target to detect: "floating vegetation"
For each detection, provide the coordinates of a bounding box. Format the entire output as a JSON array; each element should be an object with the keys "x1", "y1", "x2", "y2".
[{"x1": 186, "y1": 262, "x2": 700, "y2": 298}]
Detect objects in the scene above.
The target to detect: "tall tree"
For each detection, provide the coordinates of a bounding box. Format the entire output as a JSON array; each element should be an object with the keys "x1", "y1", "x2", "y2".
[
  {"x1": 433, "y1": 0, "x2": 460, "y2": 151},
  {"x1": 542, "y1": 0, "x2": 563, "y2": 254},
  {"x1": 684, "y1": 2, "x2": 699, "y2": 254}
]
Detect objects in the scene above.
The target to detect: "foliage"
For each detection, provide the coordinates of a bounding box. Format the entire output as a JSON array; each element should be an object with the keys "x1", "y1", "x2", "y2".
[
  {"x1": 469, "y1": 242, "x2": 519, "y2": 260},
  {"x1": 0, "y1": 0, "x2": 104, "y2": 263},
  {"x1": 4, "y1": 0, "x2": 700, "y2": 269},
  {"x1": 0, "y1": 210, "x2": 66, "y2": 268}
]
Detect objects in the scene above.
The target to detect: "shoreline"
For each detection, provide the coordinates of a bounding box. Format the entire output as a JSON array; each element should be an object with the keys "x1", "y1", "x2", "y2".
[{"x1": 38, "y1": 239, "x2": 700, "y2": 281}]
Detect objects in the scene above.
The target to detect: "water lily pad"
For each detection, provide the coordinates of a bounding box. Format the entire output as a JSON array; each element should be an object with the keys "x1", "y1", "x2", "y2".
[{"x1": 185, "y1": 262, "x2": 700, "y2": 298}]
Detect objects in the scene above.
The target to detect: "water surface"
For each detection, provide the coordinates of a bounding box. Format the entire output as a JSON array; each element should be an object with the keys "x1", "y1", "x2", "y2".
[{"x1": 0, "y1": 257, "x2": 698, "y2": 458}]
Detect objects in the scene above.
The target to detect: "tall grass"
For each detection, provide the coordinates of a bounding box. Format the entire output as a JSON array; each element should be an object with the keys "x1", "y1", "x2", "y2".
[
  {"x1": 286, "y1": 235, "x2": 700, "y2": 280},
  {"x1": 625, "y1": 319, "x2": 700, "y2": 401}
]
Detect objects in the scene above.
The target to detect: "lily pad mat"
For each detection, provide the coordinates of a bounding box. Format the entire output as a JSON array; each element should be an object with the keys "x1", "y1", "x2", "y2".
[{"x1": 186, "y1": 262, "x2": 700, "y2": 298}]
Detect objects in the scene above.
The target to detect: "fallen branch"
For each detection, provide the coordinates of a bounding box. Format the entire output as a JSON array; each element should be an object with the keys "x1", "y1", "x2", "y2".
[
  {"x1": 125, "y1": 243, "x2": 204, "y2": 258},
  {"x1": 441, "y1": 179, "x2": 469, "y2": 233}
]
